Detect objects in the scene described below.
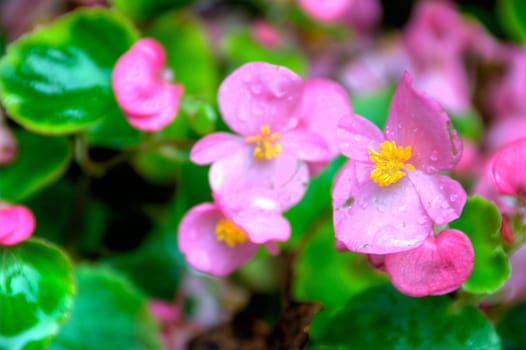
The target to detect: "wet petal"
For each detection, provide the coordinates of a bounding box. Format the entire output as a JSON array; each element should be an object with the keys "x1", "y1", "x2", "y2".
[
  {"x1": 210, "y1": 150, "x2": 309, "y2": 212},
  {"x1": 233, "y1": 211, "x2": 290, "y2": 243},
  {"x1": 385, "y1": 229, "x2": 474, "y2": 297},
  {"x1": 385, "y1": 72, "x2": 462, "y2": 173},
  {"x1": 332, "y1": 160, "x2": 432, "y2": 254},
  {"x1": 177, "y1": 203, "x2": 258, "y2": 277},
  {"x1": 337, "y1": 113, "x2": 384, "y2": 162},
  {"x1": 407, "y1": 170, "x2": 466, "y2": 225},
  {"x1": 489, "y1": 138, "x2": 526, "y2": 196},
  {"x1": 190, "y1": 132, "x2": 245, "y2": 165},
  {"x1": 218, "y1": 62, "x2": 304, "y2": 136},
  {"x1": 281, "y1": 129, "x2": 330, "y2": 162}
]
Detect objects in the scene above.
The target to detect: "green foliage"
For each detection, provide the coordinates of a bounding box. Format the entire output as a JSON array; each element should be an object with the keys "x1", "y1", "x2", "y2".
[
  {"x1": 48, "y1": 265, "x2": 163, "y2": 350},
  {"x1": 110, "y1": 0, "x2": 194, "y2": 21},
  {"x1": 497, "y1": 301, "x2": 526, "y2": 350},
  {"x1": 0, "y1": 8, "x2": 138, "y2": 135},
  {"x1": 497, "y1": 0, "x2": 526, "y2": 42},
  {"x1": 450, "y1": 196, "x2": 511, "y2": 293},
  {"x1": 309, "y1": 284, "x2": 502, "y2": 350},
  {"x1": 0, "y1": 129, "x2": 71, "y2": 202},
  {"x1": 0, "y1": 239, "x2": 74, "y2": 350},
  {"x1": 351, "y1": 85, "x2": 395, "y2": 129},
  {"x1": 222, "y1": 28, "x2": 308, "y2": 76}
]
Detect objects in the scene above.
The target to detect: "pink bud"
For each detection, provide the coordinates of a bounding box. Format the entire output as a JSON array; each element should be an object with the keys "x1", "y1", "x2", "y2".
[{"x1": 0, "y1": 204, "x2": 35, "y2": 245}]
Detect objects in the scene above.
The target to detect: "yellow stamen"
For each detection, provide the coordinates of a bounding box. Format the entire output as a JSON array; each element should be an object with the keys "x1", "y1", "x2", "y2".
[
  {"x1": 368, "y1": 140, "x2": 415, "y2": 187},
  {"x1": 215, "y1": 218, "x2": 248, "y2": 248},
  {"x1": 245, "y1": 125, "x2": 282, "y2": 160}
]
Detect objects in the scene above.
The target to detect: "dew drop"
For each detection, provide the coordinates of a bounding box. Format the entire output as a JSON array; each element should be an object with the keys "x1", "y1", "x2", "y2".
[
  {"x1": 449, "y1": 194, "x2": 458, "y2": 202},
  {"x1": 354, "y1": 135, "x2": 362, "y2": 142}
]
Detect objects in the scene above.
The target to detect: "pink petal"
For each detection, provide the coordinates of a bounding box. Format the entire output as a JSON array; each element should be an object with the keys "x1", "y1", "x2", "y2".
[
  {"x1": 218, "y1": 62, "x2": 304, "y2": 136},
  {"x1": 0, "y1": 125, "x2": 17, "y2": 165},
  {"x1": 385, "y1": 72, "x2": 462, "y2": 173},
  {"x1": 484, "y1": 117, "x2": 526, "y2": 153},
  {"x1": 489, "y1": 139, "x2": 526, "y2": 196},
  {"x1": 177, "y1": 203, "x2": 258, "y2": 276},
  {"x1": 190, "y1": 132, "x2": 246, "y2": 165},
  {"x1": 499, "y1": 243, "x2": 526, "y2": 303},
  {"x1": 232, "y1": 211, "x2": 290, "y2": 243},
  {"x1": 295, "y1": 78, "x2": 353, "y2": 157},
  {"x1": 407, "y1": 171, "x2": 466, "y2": 225},
  {"x1": 0, "y1": 205, "x2": 35, "y2": 246},
  {"x1": 385, "y1": 229, "x2": 474, "y2": 297},
  {"x1": 337, "y1": 113, "x2": 384, "y2": 162},
  {"x1": 112, "y1": 38, "x2": 183, "y2": 131},
  {"x1": 280, "y1": 130, "x2": 330, "y2": 162},
  {"x1": 332, "y1": 160, "x2": 433, "y2": 254},
  {"x1": 367, "y1": 254, "x2": 386, "y2": 271},
  {"x1": 210, "y1": 150, "x2": 309, "y2": 212},
  {"x1": 299, "y1": 0, "x2": 353, "y2": 22}
]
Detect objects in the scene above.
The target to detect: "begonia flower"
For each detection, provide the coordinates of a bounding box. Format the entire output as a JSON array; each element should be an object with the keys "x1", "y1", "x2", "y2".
[
  {"x1": 332, "y1": 72, "x2": 466, "y2": 254},
  {"x1": 0, "y1": 203, "x2": 35, "y2": 245},
  {"x1": 384, "y1": 228, "x2": 474, "y2": 297},
  {"x1": 191, "y1": 62, "x2": 332, "y2": 211},
  {"x1": 178, "y1": 193, "x2": 290, "y2": 276},
  {"x1": 112, "y1": 38, "x2": 183, "y2": 131},
  {"x1": 495, "y1": 243, "x2": 526, "y2": 304},
  {"x1": 489, "y1": 138, "x2": 526, "y2": 197}
]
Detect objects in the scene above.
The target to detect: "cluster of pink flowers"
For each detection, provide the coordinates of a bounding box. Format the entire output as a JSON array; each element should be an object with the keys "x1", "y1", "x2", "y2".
[{"x1": 178, "y1": 61, "x2": 353, "y2": 276}]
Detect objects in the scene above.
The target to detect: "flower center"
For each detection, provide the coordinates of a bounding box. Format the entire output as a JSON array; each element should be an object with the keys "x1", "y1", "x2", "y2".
[
  {"x1": 245, "y1": 125, "x2": 282, "y2": 160},
  {"x1": 368, "y1": 140, "x2": 415, "y2": 187},
  {"x1": 215, "y1": 218, "x2": 248, "y2": 247}
]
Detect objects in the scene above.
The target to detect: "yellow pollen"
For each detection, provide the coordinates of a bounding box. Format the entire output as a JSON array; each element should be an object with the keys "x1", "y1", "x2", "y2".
[
  {"x1": 245, "y1": 125, "x2": 282, "y2": 160},
  {"x1": 368, "y1": 140, "x2": 415, "y2": 187},
  {"x1": 215, "y1": 218, "x2": 248, "y2": 248}
]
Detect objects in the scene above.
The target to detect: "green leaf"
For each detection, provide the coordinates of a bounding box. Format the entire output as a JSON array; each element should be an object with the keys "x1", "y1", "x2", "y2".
[
  {"x1": 294, "y1": 221, "x2": 387, "y2": 309},
  {"x1": 449, "y1": 196, "x2": 511, "y2": 293},
  {"x1": 0, "y1": 129, "x2": 71, "y2": 202},
  {"x1": 48, "y1": 265, "x2": 163, "y2": 350},
  {"x1": 497, "y1": 301, "x2": 526, "y2": 350},
  {"x1": 0, "y1": 239, "x2": 74, "y2": 350},
  {"x1": 222, "y1": 28, "x2": 308, "y2": 76},
  {"x1": 450, "y1": 109, "x2": 484, "y2": 142},
  {"x1": 497, "y1": 0, "x2": 526, "y2": 43},
  {"x1": 351, "y1": 85, "x2": 395, "y2": 129},
  {"x1": 0, "y1": 8, "x2": 139, "y2": 134},
  {"x1": 180, "y1": 96, "x2": 218, "y2": 136},
  {"x1": 309, "y1": 284, "x2": 502, "y2": 350},
  {"x1": 148, "y1": 12, "x2": 218, "y2": 101},
  {"x1": 110, "y1": 0, "x2": 194, "y2": 21}
]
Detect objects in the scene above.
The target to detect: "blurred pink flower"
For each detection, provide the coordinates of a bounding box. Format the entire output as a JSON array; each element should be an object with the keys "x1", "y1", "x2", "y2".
[
  {"x1": 403, "y1": 1, "x2": 472, "y2": 112},
  {"x1": 497, "y1": 243, "x2": 526, "y2": 304},
  {"x1": 251, "y1": 20, "x2": 281, "y2": 49},
  {"x1": 384, "y1": 228, "x2": 474, "y2": 297},
  {"x1": 112, "y1": 38, "x2": 183, "y2": 131},
  {"x1": 191, "y1": 62, "x2": 332, "y2": 211},
  {"x1": 332, "y1": 72, "x2": 465, "y2": 254},
  {"x1": 0, "y1": 122, "x2": 17, "y2": 165},
  {"x1": 489, "y1": 138, "x2": 526, "y2": 196},
  {"x1": 178, "y1": 194, "x2": 290, "y2": 276},
  {"x1": 0, "y1": 203, "x2": 35, "y2": 245}
]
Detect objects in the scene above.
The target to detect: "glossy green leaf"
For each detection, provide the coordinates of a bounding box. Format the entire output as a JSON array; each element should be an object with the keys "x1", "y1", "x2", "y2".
[
  {"x1": 110, "y1": 0, "x2": 193, "y2": 21},
  {"x1": 87, "y1": 109, "x2": 143, "y2": 149},
  {"x1": 0, "y1": 129, "x2": 71, "y2": 202},
  {"x1": 222, "y1": 29, "x2": 308, "y2": 76},
  {"x1": 449, "y1": 196, "x2": 510, "y2": 293},
  {"x1": 48, "y1": 265, "x2": 163, "y2": 350},
  {"x1": 0, "y1": 8, "x2": 139, "y2": 134},
  {"x1": 309, "y1": 284, "x2": 502, "y2": 350},
  {"x1": 180, "y1": 96, "x2": 218, "y2": 136},
  {"x1": 498, "y1": 0, "x2": 526, "y2": 42},
  {"x1": 0, "y1": 239, "x2": 74, "y2": 350},
  {"x1": 351, "y1": 85, "x2": 395, "y2": 129},
  {"x1": 148, "y1": 12, "x2": 218, "y2": 101},
  {"x1": 497, "y1": 301, "x2": 526, "y2": 350},
  {"x1": 294, "y1": 221, "x2": 387, "y2": 309}
]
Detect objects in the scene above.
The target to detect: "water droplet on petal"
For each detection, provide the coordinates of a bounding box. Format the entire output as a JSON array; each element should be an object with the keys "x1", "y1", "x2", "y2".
[
  {"x1": 354, "y1": 135, "x2": 362, "y2": 142},
  {"x1": 449, "y1": 194, "x2": 457, "y2": 202}
]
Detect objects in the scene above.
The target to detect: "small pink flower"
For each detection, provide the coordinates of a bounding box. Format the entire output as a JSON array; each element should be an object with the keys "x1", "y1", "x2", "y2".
[
  {"x1": 298, "y1": 0, "x2": 353, "y2": 22},
  {"x1": 177, "y1": 194, "x2": 290, "y2": 276},
  {"x1": 191, "y1": 62, "x2": 331, "y2": 211},
  {"x1": 112, "y1": 38, "x2": 183, "y2": 131},
  {"x1": 332, "y1": 72, "x2": 466, "y2": 254},
  {"x1": 0, "y1": 203, "x2": 35, "y2": 245},
  {"x1": 251, "y1": 20, "x2": 281, "y2": 49},
  {"x1": 384, "y1": 228, "x2": 474, "y2": 297},
  {"x1": 489, "y1": 138, "x2": 526, "y2": 196}
]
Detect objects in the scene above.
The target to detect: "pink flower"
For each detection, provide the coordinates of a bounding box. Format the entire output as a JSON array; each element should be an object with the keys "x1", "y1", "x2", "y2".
[
  {"x1": 298, "y1": 0, "x2": 353, "y2": 22},
  {"x1": 496, "y1": 243, "x2": 526, "y2": 304},
  {"x1": 489, "y1": 138, "x2": 526, "y2": 197},
  {"x1": 251, "y1": 20, "x2": 281, "y2": 49},
  {"x1": 177, "y1": 194, "x2": 290, "y2": 276},
  {"x1": 112, "y1": 38, "x2": 183, "y2": 131},
  {"x1": 0, "y1": 203, "x2": 35, "y2": 245},
  {"x1": 384, "y1": 228, "x2": 474, "y2": 297},
  {"x1": 191, "y1": 62, "x2": 332, "y2": 211},
  {"x1": 332, "y1": 72, "x2": 466, "y2": 254}
]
